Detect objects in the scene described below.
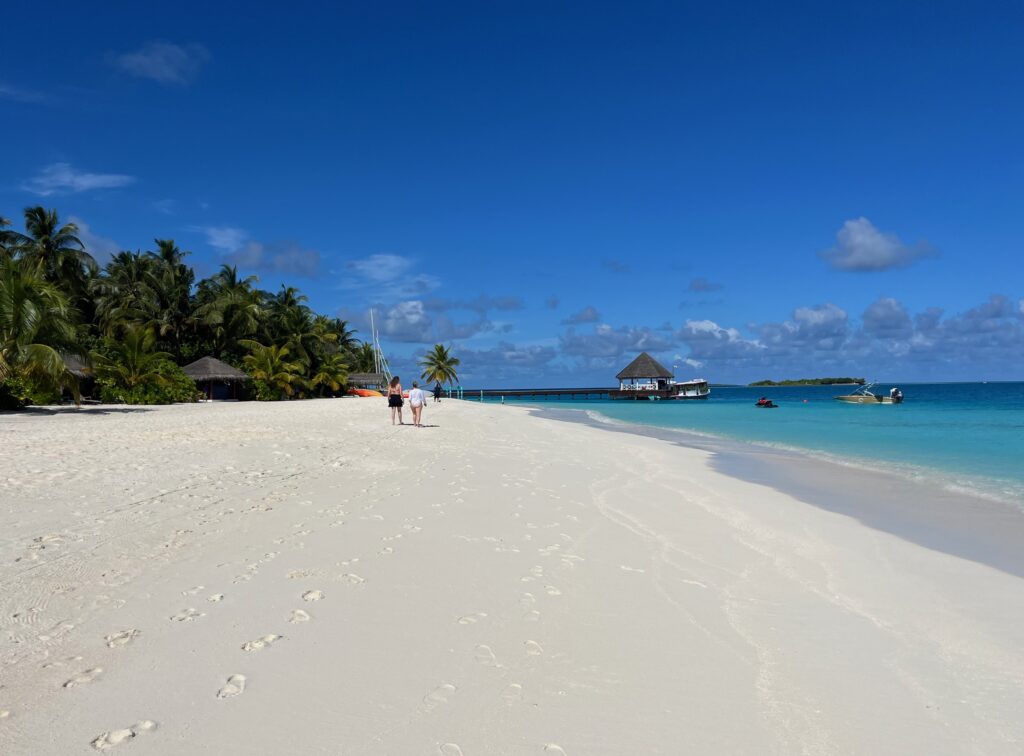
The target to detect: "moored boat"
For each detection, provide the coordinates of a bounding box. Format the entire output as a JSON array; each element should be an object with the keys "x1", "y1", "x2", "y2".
[{"x1": 835, "y1": 383, "x2": 903, "y2": 404}]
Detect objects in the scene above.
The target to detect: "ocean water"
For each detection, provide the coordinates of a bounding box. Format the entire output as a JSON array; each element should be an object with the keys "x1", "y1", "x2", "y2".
[{"x1": 481, "y1": 383, "x2": 1024, "y2": 504}]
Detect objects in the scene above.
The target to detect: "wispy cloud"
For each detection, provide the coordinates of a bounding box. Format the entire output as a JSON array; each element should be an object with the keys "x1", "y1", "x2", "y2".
[
  {"x1": 152, "y1": 199, "x2": 176, "y2": 215},
  {"x1": 562, "y1": 305, "x2": 601, "y2": 325},
  {"x1": 69, "y1": 216, "x2": 120, "y2": 262},
  {"x1": 23, "y1": 162, "x2": 135, "y2": 196},
  {"x1": 688, "y1": 277, "x2": 723, "y2": 293},
  {"x1": 820, "y1": 217, "x2": 937, "y2": 272},
  {"x1": 0, "y1": 82, "x2": 51, "y2": 104},
  {"x1": 228, "y1": 240, "x2": 321, "y2": 278},
  {"x1": 194, "y1": 225, "x2": 247, "y2": 252},
  {"x1": 341, "y1": 253, "x2": 440, "y2": 299},
  {"x1": 110, "y1": 41, "x2": 210, "y2": 86},
  {"x1": 545, "y1": 295, "x2": 560, "y2": 310}
]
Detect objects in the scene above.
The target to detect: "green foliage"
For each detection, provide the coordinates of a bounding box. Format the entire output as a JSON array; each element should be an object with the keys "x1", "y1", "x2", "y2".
[
  {"x1": 419, "y1": 344, "x2": 460, "y2": 386},
  {"x1": 97, "y1": 359, "x2": 198, "y2": 405},
  {"x1": 0, "y1": 374, "x2": 62, "y2": 409},
  {"x1": 240, "y1": 340, "x2": 304, "y2": 400},
  {"x1": 749, "y1": 377, "x2": 866, "y2": 386},
  {"x1": 1, "y1": 206, "x2": 380, "y2": 409},
  {"x1": 0, "y1": 255, "x2": 81, "y2": 400}
]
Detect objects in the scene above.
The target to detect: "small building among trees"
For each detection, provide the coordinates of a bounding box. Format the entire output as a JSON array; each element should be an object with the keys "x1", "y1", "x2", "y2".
[{"x1": 182, "y1": 356, "x2": 250, "y2": 400}]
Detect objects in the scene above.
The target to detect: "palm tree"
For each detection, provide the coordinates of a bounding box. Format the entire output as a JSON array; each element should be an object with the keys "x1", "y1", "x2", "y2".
[
  {"x1": 239, "y1": 339, "x2": 304, "y2": 399},
  {"x1": 148, "y1": 239, "x2": 195, "y2": 357},
  {"x1": 195, "y1": 265, "x2": 264, "y2": 356},
  {"x1": 8, "y1": 207, "x2": 97, "y2": 302},
  {"x1": 419, "y1": 344, "x2": 460, "y2": 386},
  {"x1": 91, "y1": 326, "x2": 172, "y2": 391},
  {"x1": 90, "y1": 251, "x2": 160, "y2": 334},
  {"x1": 0, "y1": 256, "x2": 82, "y2": 398},
  {"x1": 0, "y1": 216, "x2": 14, "y2": 261},
  {"x1": 309, "y1": 352, "x2": 349, "y2": 395},
  {"x1": 349, "y1": 342, "x2": 378, "y2": 373}
]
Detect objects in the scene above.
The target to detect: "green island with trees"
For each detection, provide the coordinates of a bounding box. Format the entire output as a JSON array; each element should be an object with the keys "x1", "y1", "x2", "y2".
[
  {"x1": 749, "y1": 377, "x2": 866, "y2": 387},
  {"x1": 1, "y1": 207, "x2": 460, "y2": 409}
]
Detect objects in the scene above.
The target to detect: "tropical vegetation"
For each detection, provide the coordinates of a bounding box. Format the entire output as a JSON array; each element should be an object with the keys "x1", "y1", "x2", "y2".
[
  {"x1": 419, "y1": 344, "x2": 460, "y2": 386},
  {"x1": 0, "y1": 205, "x2": 410, "y2": 408}
]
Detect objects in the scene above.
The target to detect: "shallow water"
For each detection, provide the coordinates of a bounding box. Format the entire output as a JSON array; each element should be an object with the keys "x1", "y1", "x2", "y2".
[{"x1": 478, "y1": 382, "x2": 1024, "y2": 505}]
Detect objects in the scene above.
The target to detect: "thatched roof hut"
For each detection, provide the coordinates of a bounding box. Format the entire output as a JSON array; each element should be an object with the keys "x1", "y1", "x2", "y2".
[
  {"x1": 182, "y1": 356, "x2": 249, "y2": 400},
  {"x1": 616, "y1": 352, "x2": 672, "y2": 381},
  {"x1": 63, "y1": 354, "x2": 92, "y2": 379},
  {"x1": 347, "y1": 372, "x2": 386, "y2": 390}
]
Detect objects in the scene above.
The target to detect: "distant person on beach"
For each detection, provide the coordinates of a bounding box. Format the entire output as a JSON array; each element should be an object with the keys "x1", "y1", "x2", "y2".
[
  {"x1": 433, "y1": 383, "x2": 442, "y2": 403},
  {"x1": 409, "y1": 381, "x2": 427, "y2": 427},
  {"x1": 387, "y1": 376, "x2": 404, "y2": 425}
]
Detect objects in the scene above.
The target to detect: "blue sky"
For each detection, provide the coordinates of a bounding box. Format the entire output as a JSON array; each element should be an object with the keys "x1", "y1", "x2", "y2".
[{"x1": 3, "y1": 1, "x2": 1022, "y2": 386}]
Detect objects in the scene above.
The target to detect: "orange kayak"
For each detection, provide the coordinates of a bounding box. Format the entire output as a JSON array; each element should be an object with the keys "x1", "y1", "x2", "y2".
[{"x1": 347, "y1": 388, "x2": 383, "y2": 397}]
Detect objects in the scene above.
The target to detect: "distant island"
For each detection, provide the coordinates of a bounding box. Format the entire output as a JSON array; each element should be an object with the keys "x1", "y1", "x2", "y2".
[{"x1": 749, "y1": 377, "x2": 866, "y2": 387}]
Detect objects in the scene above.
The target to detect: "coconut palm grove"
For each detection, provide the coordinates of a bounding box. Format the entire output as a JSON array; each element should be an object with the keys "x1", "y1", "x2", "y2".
[{"x1": 0, "y1": 207, "x2": 460, "y2": 408}]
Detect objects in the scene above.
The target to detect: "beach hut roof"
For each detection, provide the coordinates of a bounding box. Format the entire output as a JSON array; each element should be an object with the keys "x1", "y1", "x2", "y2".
[
  {"x1": 63, "y1": 354, "x2": 91, "y2": 379},
  {"x1": 347, "y1": 372, "x2": 386, "y2": 385},
  {"x1": 616, "y1": 352, "x2": 672, "y2": 380},
  {"x1": 181, "y1": 356, "x2": 249, "y2": 382}
]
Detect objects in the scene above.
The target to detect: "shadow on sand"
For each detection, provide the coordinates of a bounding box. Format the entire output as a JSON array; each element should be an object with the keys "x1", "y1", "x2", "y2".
[{"x1": 4, "y1": 405, "x2": 156, "y2": 416}]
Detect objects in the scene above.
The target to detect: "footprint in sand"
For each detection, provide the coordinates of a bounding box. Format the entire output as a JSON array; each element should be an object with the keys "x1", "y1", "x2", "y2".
[
  {"x1": 64, "y1": 667, "x2": 103, "y2": 688},
  {"x1": 181, "y1": 585, "x2": 204, "y2": 596},
  {"x1": 439, "y1": 745, "x2": 464, "y2": 756},
  {"x1": 474, "y1": 644, "x2": 498, "y2": 666},
  {"x1": 457, "y1": 612, "x2": 487, "y2": 625},
  {"x1": 544, "y1": 585, "x2": 562, "y2": 596},
  {"x1": 523, "y1": 609, "x2": 541, "y2": 622},
  {"x1": 423, "y1": 683, "x2": 457, "y2": 710},
  {"x1": 288, "y1": 609, "x2": 311, "y2": 623},
  {"x1": 169, "y1": 608, "x2": 204, "y2": 622},
  {"x1": 339, "y1": 573, "x2": 364, "y2": 586},
  {"x1": 216, "y1": 674, "x2": 246, "y2": 699},
  {"x1": 105, "y1": 629, "x2": 140, "y2": 648},
  {"x1": 302, "y1": 590, "x2": 324, "y2": 602},
  {"x1": 207, "y1": 594, "x2": 224, "y2": 603},
  {"x1": 544, "y1": 745, "x2": 567, "y2": 755},
  {"x1": 501, "y1": 683, "x2": 523, "y2": 702},
  {"x1": 524, "y1": 640, "x2": 544, "y2": 656},
  {"x1": 241, "y1": 634, "x2": 282, "y2": 651},
  {"x1": 91, "y1": 720, "x2": 157, "y2": 750}
]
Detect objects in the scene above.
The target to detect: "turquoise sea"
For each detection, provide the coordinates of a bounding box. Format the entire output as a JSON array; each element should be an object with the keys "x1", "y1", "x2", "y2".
[{"x1": 481, "y1": 383, "x2": 1024, "y2": 505}]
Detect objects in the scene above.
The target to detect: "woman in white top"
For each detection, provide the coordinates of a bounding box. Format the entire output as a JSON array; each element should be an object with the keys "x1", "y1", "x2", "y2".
[{"x1": 408, "y1": 381, "x2": 427, "y2": 427}]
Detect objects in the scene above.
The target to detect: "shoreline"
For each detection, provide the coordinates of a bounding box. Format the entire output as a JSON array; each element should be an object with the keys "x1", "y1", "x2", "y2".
[
  {"x1": 2, "y1": 400, "x2": 1023, "y2": 754},
  {"x1": 532, "y1": 404, "x2": 1024, "y2": 579}
]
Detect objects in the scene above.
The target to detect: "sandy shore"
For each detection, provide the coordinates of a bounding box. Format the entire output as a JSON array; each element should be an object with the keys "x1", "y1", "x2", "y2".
[{"x1": 1, "y1": 399, "x2": 1022, "y2": 755}]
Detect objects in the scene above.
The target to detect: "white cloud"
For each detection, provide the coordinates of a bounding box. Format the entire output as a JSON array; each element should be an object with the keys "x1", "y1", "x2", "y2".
[
  {"x1": 152, "y1": 199, "x2": 176, "y2": 215},
  {"x1": 68, "y1": 216, "x2": 120, "y2": 262},
  {"x1": 0, "y1": 83, "x2": 50, "y2": 104},
  {"x1": 820, "y1": 217, "x2": 936, "y2": 272},
  {"x1": 195, "y1": 225, "x2": 247, "y2": 252},
  {"x1": 111, "y1": 41, "x2": 210, "y2": 86},
  {"x1": 228, "y1": 240, "x2": 320, "y2": 278},
  {"x1": 340, "y1": 253, "x2": 440, "y2": 299},
  {"x1": 345, "y1": 254, "x2": 415, "y2": 283},
  {"x1": 23, "y1": 163, "x2": 135, "y2": 196},
  {"x1": 562, "y1": 305, "x2": 601, "y2": 325}
]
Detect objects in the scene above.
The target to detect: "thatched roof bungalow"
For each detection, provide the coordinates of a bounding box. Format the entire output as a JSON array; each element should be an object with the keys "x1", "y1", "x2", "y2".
[
  {"x1": 347, "y1": 372, "x2": 386, "y2": 390},
  {"x1": 616, "y1": 352, "x2": 672, "y2": 390},
  {"x1": 182, "y1": 356, "x2": 249, "y2": 400}
]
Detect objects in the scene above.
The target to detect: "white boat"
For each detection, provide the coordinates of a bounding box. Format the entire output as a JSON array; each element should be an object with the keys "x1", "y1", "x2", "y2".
[
  {"x1": 835, "y1": 382, "x2": 903, "y2": 404},
  {"x1": 669, "y1": 378, "x2": 711, "y2": 400}
]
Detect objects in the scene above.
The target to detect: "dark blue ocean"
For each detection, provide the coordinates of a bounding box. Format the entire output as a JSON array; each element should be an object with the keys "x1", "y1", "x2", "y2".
[{"x1": 481, "y1": 383, "x2": 1024, "y2": 505}]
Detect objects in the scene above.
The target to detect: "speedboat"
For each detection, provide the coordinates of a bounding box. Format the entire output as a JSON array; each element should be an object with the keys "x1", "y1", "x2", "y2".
[{"x1": 835, "y1": 383, "x2": 903, "y2": 404}]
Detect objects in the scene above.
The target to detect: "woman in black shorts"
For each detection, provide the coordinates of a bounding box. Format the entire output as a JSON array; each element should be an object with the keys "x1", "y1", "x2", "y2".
[{"x1": 387, "y1": 376, "x2": 404, "y2": 425}]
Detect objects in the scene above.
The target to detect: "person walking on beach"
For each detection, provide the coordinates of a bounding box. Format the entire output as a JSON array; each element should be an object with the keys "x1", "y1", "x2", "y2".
[
  {"x1": 433, "y1": 382, "x2": 442, "y2": 403},
  {"x1": 409, "y1": 381, "x2": 427, "y2": 427},
  {"x1": 387, "y1": 376, "x2": 404, "y2": 425}
]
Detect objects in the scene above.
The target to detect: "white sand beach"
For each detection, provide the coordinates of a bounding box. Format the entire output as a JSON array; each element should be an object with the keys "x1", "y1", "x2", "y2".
[{"x1": 1, "y1": 399, "x2": 1023, "y2": 755}]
